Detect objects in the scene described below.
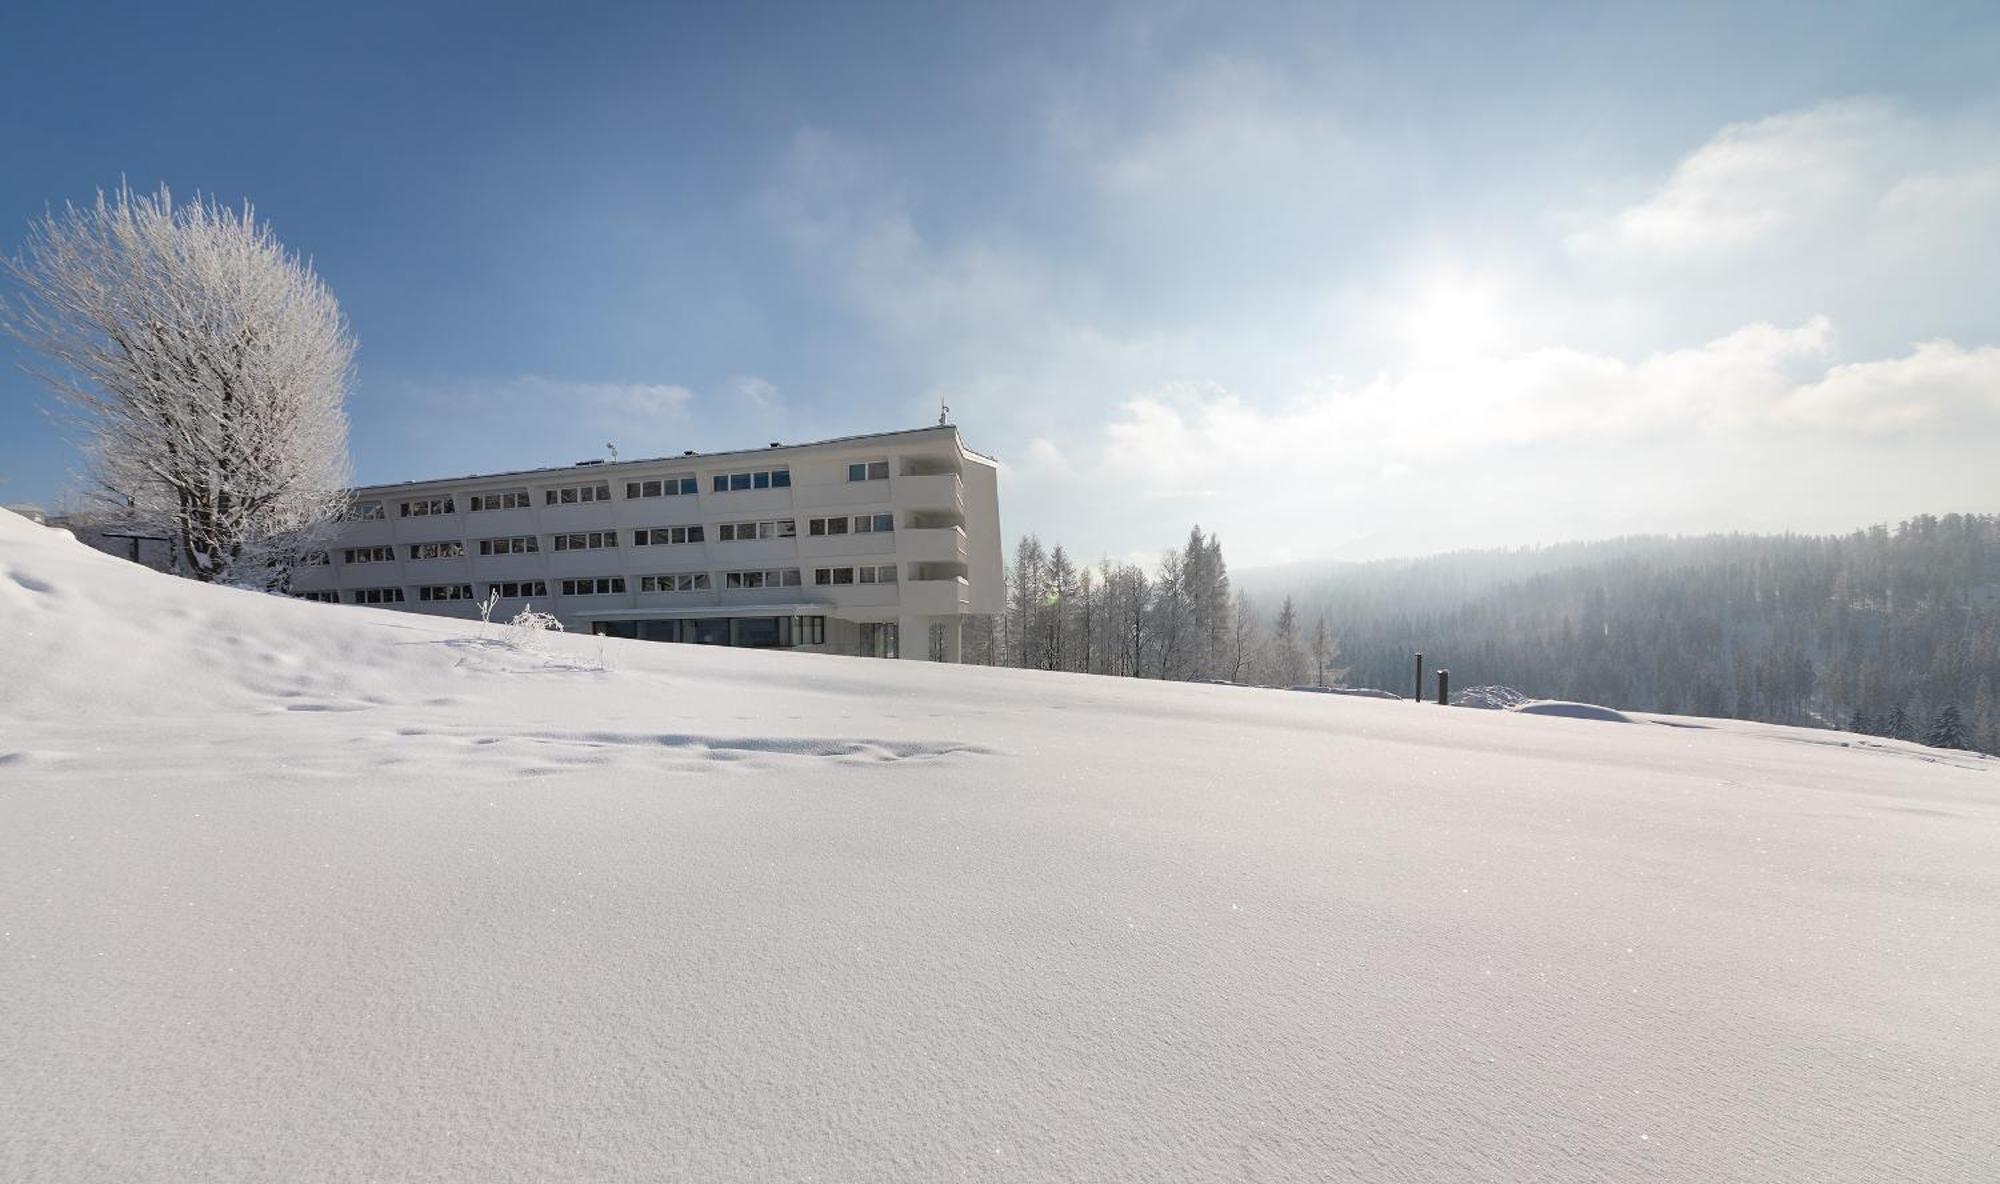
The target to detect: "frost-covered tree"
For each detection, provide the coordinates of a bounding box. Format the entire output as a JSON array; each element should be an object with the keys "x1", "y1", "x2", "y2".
[
  {"x1": 1310, "y1": 615, "x2": 1347, "y2": 688},
  {"x1": 1272, "y1": 596, "x2": 1304, "y2": 687},
  {"x1": 1009, "y1": 535, "x2": 1047, "y2": 668},
  {"x1": 1923, "y1": 705, "x2": 1969, "y2": 750},
  {"x1": 1045, "y1": 544, "x2": 1077, "y2": 671},
  {"x1": 1152, "y1": 548, "x2": 1192, "y2": 680},
  {"x1": 1229, "y1": 590, "x2": 1261, "y2": 683},
  {"x1": 3, "y1": 184, "x2": 354, "y2": 586}
]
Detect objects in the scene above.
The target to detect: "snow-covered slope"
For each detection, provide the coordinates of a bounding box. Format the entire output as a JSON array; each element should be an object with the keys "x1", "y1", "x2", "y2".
[{"x1": 2, "y1": 508, "x2": 1995, "y2": 1182}]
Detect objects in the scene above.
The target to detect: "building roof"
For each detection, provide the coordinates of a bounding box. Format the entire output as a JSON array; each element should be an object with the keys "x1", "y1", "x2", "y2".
[{"x1": 350, "y1": 424, "x2": 994, "y2": 496}]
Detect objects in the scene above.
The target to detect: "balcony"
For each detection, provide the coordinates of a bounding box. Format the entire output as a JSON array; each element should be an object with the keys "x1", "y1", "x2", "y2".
[
  {"x1": 899, "y1": 524, "x2": 967, "y2": 564},
  {"x1": 901, "y1": 573, "x2": 970, "y2": 616},
  {"x1": 893, "y1": 472, "x2": 962, "y2": 512},
  {"x1": 799, "y1": 532, "x2": 896, "y2": 560}
]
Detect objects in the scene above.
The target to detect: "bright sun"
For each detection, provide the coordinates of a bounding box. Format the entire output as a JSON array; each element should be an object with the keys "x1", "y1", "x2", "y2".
[{"x1": 1398, "y1": 275, "x2": 1507, "y2": 365}]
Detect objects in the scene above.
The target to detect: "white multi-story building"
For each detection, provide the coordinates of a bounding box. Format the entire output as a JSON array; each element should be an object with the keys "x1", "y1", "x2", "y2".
[{"x1": 292, "y1": 425, "x2": 1002, "y2": 660}]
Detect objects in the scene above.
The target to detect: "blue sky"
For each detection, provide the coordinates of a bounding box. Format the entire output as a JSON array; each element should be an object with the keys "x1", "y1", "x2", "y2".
[{"x1": 3, "y1": 1, "x2": 1997, "y2": 563}]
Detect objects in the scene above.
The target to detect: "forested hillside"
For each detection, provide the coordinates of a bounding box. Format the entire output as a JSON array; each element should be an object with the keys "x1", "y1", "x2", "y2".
[
  {"x1": 977, "y1": 514, "x2": 2000, "y2": 754},
  {"x1": 1241, "y1": 513, "x2": 2000, "y2": 751}
]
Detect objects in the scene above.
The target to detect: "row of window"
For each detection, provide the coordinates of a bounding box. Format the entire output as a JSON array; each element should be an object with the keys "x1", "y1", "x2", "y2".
[
  {"x1": 553, "y1": 531, "x2": 619, "y2": 552},
  {"x1": 718, "y1": 519, "x2": 796, "y2": 541},
  {"x1": 814, "y1": 565, "x2": 899, "y2": 586},
  {"x1": 346, "y1": 520, "x2": 908, "y2": 564},
  {"x1": 589, "y1": 615, "x2": 827, "y2": 647},
  {"x1": 711, "y1": 467, "x2": 791, "y2": 492},
  {"x1": 348, "y1": 459, "x2": 910, "y2": 521},
  {"x1": 809, "y1": 514, "x2": 894, "y2": 536},
  {"x1": 304, "y1": 563, "x2": 902, "y2": 605},
  {"x1": 547, "y1": 482, "x2": 612, "y2": 505},
  {"x1": 725, "y1": 569, "x2": 803, "y2": 589},
  {"x1": 640, "y1": 573, "x2": 709, "y2": 593},
  {"x1": 628, "y1": 476, "x2": 699, "y2": 499},
  {"x1": 340, "y1": 518, "x2": 902, "y2": 565}
]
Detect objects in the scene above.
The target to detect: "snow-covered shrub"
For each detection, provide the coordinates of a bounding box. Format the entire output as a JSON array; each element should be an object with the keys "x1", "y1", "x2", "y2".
[
  {"x1": 475, "y1": 589, "x2": 502, "y2": 639},
  {"x1": 507, "y1": 604, "x2": 564, "y2": 654},
  {"x1": 1452, "y1": 685, "x2": 1527, "y2": 710}
]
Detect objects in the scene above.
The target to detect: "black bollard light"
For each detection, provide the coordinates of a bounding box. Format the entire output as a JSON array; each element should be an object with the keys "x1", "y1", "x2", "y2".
[
  {"x1": 1437, "y1": 668, "x2": 1450, "y2": 706},
  {"x1": 1414, "y1": 652, "x2": 1423, "y2": 703}
]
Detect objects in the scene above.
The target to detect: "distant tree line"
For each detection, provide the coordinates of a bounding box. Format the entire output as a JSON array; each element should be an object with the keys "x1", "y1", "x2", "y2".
[
  {"x1": 967, "y1": 513, "x2": 1997, "y2": 754},
  {"x1": 1237, "y1": 513, "x2": 2000, "y2": 753},
  {"x1": 964, "y1": 527, "x2": 1345, "y2": 689}
]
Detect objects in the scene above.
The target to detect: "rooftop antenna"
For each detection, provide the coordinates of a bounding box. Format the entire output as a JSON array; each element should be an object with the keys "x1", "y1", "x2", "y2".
[
  {"x1": 938, "y1": 401, "x2": 950, "y2": 426},
  {"x1": 606, "y1": 442, "x2": 619, "y2": 462}
]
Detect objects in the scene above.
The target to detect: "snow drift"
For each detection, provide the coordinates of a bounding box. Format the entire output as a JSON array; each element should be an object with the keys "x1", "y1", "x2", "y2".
[{"x1": 2, "y1": 508, "x2": 1996, "y2": 1182}]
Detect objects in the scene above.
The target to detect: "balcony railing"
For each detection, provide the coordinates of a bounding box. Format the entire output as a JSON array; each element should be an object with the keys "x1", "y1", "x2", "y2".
[{"x1": 894, "y1": 472, "x2": 963, "y2": 512}]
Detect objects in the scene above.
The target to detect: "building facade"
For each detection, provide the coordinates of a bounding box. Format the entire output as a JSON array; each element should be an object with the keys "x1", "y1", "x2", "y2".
[{"x1": 292, "y1": 426, "x2": 1002, "y2": 660}]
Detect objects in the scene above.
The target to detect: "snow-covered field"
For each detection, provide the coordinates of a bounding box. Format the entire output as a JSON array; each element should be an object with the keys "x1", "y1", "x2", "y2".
[{"x1": 3, "y1": 508, "x2": 1996, "y2": 1182}]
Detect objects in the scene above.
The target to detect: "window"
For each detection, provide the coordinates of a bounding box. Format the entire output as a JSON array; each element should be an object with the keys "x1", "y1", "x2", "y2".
[
  {"x1": 400, "y1": 496, "x2": 456, "y2": 517},
  {"x1": 545, "y1": 482, "x2": 612, "y2": 505},
  {"x1": 634, "y1": 525, "x2": 704, "y2": 546},
  {"x1": 487, "y1": 581, "x2": 548, "y2": 600},
  {"x1": 859, "y1": 621, "x2": 899, "y2": 658},
  {"x1": 855, "y1": 513, "x2": 894, "y2": 534},
  {"x1": 626, "y1": 475, "x2": 698, "y2": 499},
  {"x1": 302, "y1": 550, "x2": 331, "y2": 566},
  {"x1": 418, "y1": 584, "x2": 476, "y2": 602},
  {"x1": 723, "y1": 568, "x2": 802, "y2": 589},
  {"x1": 553, "y1": 531, "x2": 618, "y2": 551},
  {"x1": 717, "y1": 519, "x2": 797, "y2": 541},
  {"x1": 408, "y1": 541, "x2": 465, "y2": 561},
  {"x1": 350, "y1": 587, "x2": 405, "y2": 605},
  {"x1": 344, "y1": 546, "x2": 395, "y2": 564},
  {"x1": 794, "y1": 615, "x2": 826, "y2": 645},
  {"x1": 814, "y1": 565, "x2": 894, "y2": 586},
  {"x1": 807, "y1": 516, "x2": 850, "y2": 536},
  {"x1": 468, "y1": 490, "x2": 530, "y2": 512},
  {"x1": 711, "y1": 466, "x2": 789, "y2": 492},
  {"x1": 292, "y1": 590, "x2": 340, "y2": 603},
  {"x1": 640, "y1": 573, "x2": 711, "y2": 593},
  {"x1": 847, "y1": 460, "x2": 890, "y2": 482},
  {"x1": 477, "y1": 536, "x2": 539, "y2": 555},
  {"x1": 346, "y1": 501, "x2": 385, "y2": 521},
  {"x1": 560, "y1": 577, "x2": 626, "y2": 596}
]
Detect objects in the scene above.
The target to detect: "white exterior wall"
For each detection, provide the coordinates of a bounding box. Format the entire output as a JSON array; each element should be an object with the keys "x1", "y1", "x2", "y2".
[{"x1": 293, "y1": 426, "x2": 1002, "y2": 660}]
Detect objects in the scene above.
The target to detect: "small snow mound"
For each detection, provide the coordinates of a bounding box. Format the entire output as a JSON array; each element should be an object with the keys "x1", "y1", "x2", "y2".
[
  {"x1": 1452, "y1": 685, "x2": 1527, "y2": 710},
  {"x1": 1513, "y1": 700, "x2": 1631, "y2": 723},
  {"x1": 1289, "y1": 686, "x2": 1403, "y2": 700}
]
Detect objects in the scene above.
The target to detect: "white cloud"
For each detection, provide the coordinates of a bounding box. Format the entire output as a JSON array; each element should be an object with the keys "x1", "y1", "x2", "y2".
[
  {"x1": 1567, "y1": 99, "x2": 1903, "y2": 256},
  {"x1": 1023, "y1": 436, "x2": 1070, "y2": 471},
  {"x1": 1078, "y1": 321, "x2": 2000, "y2": 558},
  {"x1": 1104, "y1": 319, "x2": 2000, "y2": 488}
]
